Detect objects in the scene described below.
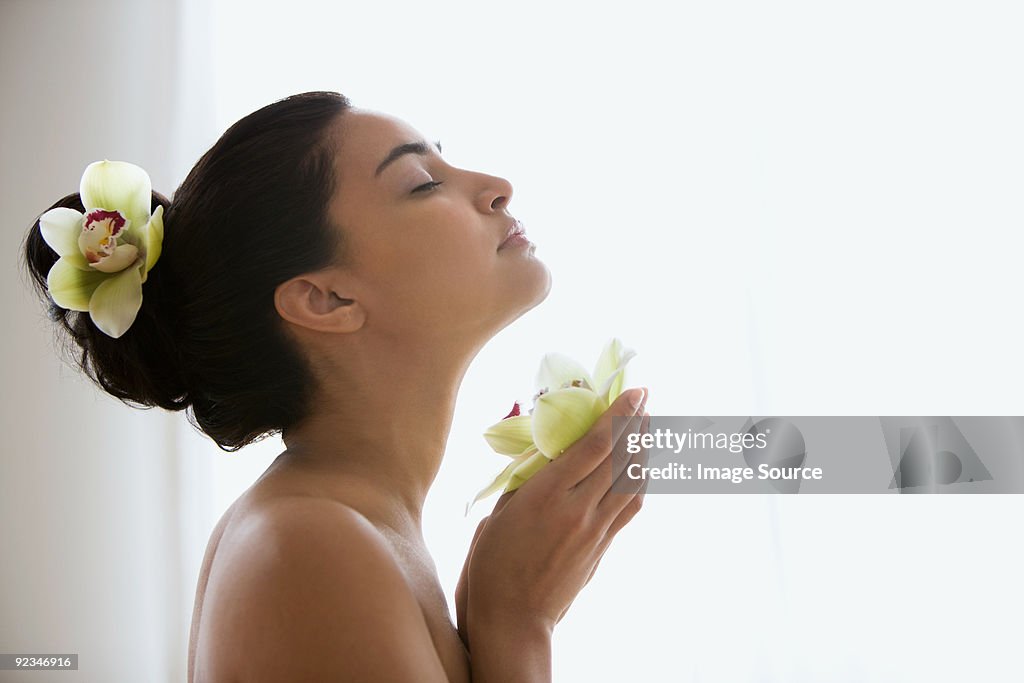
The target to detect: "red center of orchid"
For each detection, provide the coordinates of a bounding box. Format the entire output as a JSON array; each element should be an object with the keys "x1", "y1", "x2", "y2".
[
  {"x1": 84, "y1": 209, "x2": 126, "y2": 235},
  {"x1": 80, "y1": 209, "x2": 128, "y2": 264},
  {"x1": 502, "y1": 402, "x2": 521, "y2": 420}
]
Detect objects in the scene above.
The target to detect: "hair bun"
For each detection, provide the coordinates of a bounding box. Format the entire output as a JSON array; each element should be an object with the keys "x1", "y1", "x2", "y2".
[
  {"x1": 23, "y1": 189, "x2": 191, "y2": 412},
  {"x1": 23, "y1": 91, "x2": 352, "y2": 451}
]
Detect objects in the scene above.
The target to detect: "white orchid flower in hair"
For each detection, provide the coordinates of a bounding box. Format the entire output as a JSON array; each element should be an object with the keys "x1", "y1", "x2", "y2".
[
  {"x1": 38, "y1": 160, "x2": 164, "y2": 338},
  {"x1": 468, "y1": 338, "x2": 637, "y2": 512}
]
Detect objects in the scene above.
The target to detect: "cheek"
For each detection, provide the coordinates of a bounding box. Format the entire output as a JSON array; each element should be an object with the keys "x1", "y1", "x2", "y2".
[
  {"x1": 413, "y1": 231, "x2": 494, "y2": 295},
  {"x1": 363, "y1": 224, "x2": 496, "y2": 305}
]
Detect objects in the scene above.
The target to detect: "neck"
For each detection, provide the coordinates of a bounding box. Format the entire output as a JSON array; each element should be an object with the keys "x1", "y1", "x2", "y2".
[{"x1": 277, "y1": 333, "x2": 477, "y2": 532}]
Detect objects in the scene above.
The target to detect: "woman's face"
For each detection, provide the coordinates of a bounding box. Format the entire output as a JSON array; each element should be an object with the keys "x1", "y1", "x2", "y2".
[{"x1": 326, "y1": 108, "x2": 550, "y2": 345}]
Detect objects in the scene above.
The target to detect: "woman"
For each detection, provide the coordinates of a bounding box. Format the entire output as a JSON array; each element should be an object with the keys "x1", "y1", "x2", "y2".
[{"x1": 22, "y1": 91, "x2": 650, "y2": 682}]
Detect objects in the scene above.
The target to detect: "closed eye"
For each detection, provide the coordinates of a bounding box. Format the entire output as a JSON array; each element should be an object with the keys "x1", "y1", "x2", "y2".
[{"x1": 412, "y1": 180, "x2": 444, "y2": 194}]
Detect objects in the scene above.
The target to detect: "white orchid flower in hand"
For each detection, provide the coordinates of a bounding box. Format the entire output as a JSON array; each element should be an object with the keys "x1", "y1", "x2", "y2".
[
  {"x1": 469, "y1": 338, "x2": 637, "y2": 511},
  {"x1": 38, "y1": 160, "x2": 164, "y2": 338}
]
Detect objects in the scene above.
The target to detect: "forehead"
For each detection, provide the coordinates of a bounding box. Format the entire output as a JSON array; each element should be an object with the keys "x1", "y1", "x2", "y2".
[{"x1": 332, "y1": 108, "x2": 430, "y2": 184}]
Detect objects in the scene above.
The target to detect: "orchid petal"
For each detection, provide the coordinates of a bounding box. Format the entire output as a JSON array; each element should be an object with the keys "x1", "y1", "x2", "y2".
[
  {"x1": 535, "y1": 352, "x2": 594, "y2": 393},
  {"x1": 593, "y1": 338, "x2": 623, "y2": 391},
  {"x1": 471, "y1": 461, "x2": 517, "y2": 506},
  {"x1": 60, "y1": 250, "x2": 94, "y2": 272},
  {"x1": 39, "y1": 208, "x2": 84, "y2": 257},
  {"x1": 483, "y1": 414, "x2": 535, "y2": 456},
  {"x1": 89, "y1": 244, "x2": 140, "y2": 273},
  {"x1": 597, "y1": 347, "x2": 637, "y2": 405},
  {"x1": 531, "y1": 386, "x2": 606, "y2": 459},
  {"x1": 46, "y1": 257, "x2": 107, "y2": 312},
  {"x1": 507, "y1": 450, "x2": 552, "y2": 491},
  {"x1": 88, "y1": 264, "x2": 143, "y2": 338},
  {"x1": 469, "y1": 447, "x2": 537, "y2": 510},
  {"x1": 139, "y1": 205, "x2": 164, "y2": 281},
  {"x1": 79, "y1": 160, "x2": 152, "y2": 231}
]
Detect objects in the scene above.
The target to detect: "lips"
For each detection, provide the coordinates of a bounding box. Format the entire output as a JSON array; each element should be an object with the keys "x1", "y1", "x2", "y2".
[{"x1": 499, "y1": 219, "x2": 526, "y2": 249}]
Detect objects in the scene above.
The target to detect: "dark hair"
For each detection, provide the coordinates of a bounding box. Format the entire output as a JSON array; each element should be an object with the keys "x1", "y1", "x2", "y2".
[{"x1": 21, "y1": 91, "x2": 352, "y2": 451}]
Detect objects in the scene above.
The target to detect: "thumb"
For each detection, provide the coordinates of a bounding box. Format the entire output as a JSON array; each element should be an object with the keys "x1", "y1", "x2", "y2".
[
  {"x1": 493, "y1": 489, "x2": 516, "y2": 514},
  {"x1": 470, "y1": 514, "x2": 489, "y2": 548}
]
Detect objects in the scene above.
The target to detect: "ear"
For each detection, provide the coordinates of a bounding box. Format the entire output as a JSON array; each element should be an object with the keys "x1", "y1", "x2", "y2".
[{"x1": 274, "y1": 270, "x2": 366, "y2": 334}]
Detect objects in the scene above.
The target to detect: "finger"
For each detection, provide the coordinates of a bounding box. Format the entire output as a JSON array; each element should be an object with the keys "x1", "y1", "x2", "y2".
[
  {"x1": 456, "y1": 515, "x2": 490, "y2": 644},
  {"x1": 608, "y1": 410, "x2": 649, "y2": 483},
  {"x1": 548, "y1": 387, "x2": 647, "y2": 488},
  {"x1": 457, "y1": 515, "x2": 490, "y2": 597},
  {"x1": 577, "y1": 409, "x2": 649, "y2": 506},
  {"x1": 468, "y1": 515, "x2": 489, "y2": 553},
  {"x1": 604, "y1": 473, "x2": 650, "y2": 539},
  {"x1": 596, "y1": 411, "x2": 651, "y2": 515}
]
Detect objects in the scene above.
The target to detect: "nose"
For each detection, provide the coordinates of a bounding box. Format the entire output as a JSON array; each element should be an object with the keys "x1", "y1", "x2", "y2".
[{"x1": 475, "y1": 172, "x2": 514, "y2": 213}]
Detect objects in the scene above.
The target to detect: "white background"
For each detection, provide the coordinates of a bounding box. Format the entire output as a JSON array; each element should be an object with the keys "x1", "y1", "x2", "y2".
[{"x1": 2, "y1": 0, "x2": 1023, "y2": 681}]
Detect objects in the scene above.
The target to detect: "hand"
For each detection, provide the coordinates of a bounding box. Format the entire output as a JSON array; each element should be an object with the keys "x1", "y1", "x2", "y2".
[
  {"x1": 455, "y1": 490, "x2": 514, "y2": 649},
  {"x1": 464, "y1": 388, "x2": 651, "y2": 637},
  {"x1": 552, "y1": 406, "x2": 651, "y2": 625}
]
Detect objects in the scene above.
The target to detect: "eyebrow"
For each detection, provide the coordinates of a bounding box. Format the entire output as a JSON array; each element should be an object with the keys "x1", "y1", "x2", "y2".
[{"x1": 374, "y1": 139, "x2": 443, "y2": 178}]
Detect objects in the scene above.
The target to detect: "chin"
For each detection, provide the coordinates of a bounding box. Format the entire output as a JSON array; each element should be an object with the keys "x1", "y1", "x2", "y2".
[
  {"x1": 483, "y1": 260, "x2": 551, "y2": 336},
  {"x1": 515, "y1": 252, "x2": 551, "y2": 302},
  {"x1": 512, "y1": 258, "x2": 553, "y2": 316},
  {"x1": 534, "y1": 262, "x2": 553, "y2": 304}
]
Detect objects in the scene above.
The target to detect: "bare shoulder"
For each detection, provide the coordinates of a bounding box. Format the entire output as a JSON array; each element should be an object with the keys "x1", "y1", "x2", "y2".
[{"x1": 203, "y1": 496, "x2": 448, "y2": 682}]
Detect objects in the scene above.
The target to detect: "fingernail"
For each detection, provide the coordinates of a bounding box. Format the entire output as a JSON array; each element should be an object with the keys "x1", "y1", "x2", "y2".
[{"x1": 630, "y1": 388, "x2": 647, "y2": 412}]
